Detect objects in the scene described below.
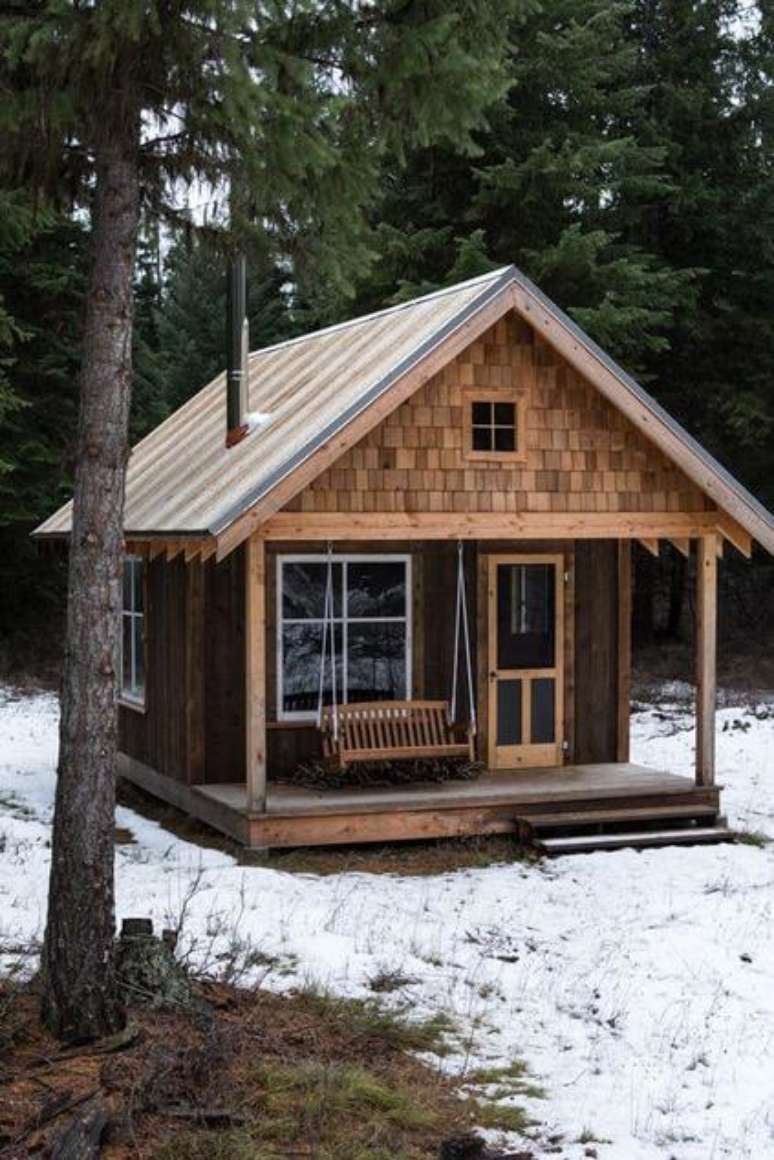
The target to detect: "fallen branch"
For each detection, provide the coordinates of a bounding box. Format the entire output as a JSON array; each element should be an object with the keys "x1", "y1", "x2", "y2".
[
  {"x1": 25, "y1": 1024, "x2": 140, "y2": 1073},
  {"x1": 49, "y1": 1095, "x2": 109, "y2": 1160},
  {"x1": 11, "y1": 1087, "x2": 100, "y2": 1150}
]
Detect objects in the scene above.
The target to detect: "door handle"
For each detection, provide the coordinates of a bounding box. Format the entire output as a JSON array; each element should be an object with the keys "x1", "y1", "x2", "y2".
[{"x1": 489, "y1": 671, "x2": 497, "y2": 680}]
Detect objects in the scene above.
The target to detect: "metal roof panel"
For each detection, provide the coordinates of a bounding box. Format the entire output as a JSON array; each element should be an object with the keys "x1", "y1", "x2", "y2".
[{"x1": 35, "y1": 267, "x2": 512, "y2": 538}]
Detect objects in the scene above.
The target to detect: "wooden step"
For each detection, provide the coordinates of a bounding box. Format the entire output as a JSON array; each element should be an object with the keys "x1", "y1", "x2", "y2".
[
  {"x1": 515, "y1": 787, "x2": 721, "y2": 821},
  {"x1": 522, "y1": 804, "x2": 718, "y2": 833},
  {"x1": 540, "y1": 825, "x2": 733, "y2": 856}
]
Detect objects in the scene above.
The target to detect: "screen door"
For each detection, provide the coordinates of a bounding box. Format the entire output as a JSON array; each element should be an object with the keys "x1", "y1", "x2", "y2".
[{"x1": 487, "y1": 555, "x2": 564, "y2": 768}]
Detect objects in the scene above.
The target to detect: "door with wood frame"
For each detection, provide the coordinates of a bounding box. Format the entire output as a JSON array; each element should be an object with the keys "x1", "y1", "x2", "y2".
[{"x1": 487, "y1": 554, "x2": 564, "y2": 769}]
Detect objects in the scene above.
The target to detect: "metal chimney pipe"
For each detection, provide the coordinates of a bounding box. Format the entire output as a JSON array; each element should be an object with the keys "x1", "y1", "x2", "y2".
[{"x1": 225, "y1": 253, "x2": 249, "y2": 447}]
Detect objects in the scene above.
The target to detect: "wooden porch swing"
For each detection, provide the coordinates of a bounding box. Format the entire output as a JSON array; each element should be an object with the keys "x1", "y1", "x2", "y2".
[{"x1": 319, "y1": 543, "x2": 477, "y2": 770}]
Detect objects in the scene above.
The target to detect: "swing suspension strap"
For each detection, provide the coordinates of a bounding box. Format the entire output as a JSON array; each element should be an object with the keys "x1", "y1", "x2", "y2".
[
  {"x1": 317, "y1": 543, "x2": 339, "y2": 740},
  {"x1": 449, "y1": 541, "x2": 477, "y2": 735}
]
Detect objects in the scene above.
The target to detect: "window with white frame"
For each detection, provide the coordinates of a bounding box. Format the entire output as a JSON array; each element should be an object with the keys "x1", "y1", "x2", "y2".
[
  {"x1": 278, "y1": 555, "x2": 411, "y2": 719},
  {"x1": 121, "y1": 556, "x2": 145, "y2": 706}
]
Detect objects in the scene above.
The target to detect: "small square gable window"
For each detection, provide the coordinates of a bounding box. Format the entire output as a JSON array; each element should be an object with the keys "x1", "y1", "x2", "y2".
[{"x1": 464, "y1": 391, "x2": 526, "y2": 462}]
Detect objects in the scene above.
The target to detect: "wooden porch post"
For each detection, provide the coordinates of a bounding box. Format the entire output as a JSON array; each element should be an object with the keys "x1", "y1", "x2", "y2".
[
  {"x1": 616, "y1": 541, "x2": 632, "y2": 762},
  {"x1": 245, "y1": 533, "x2": 267, "y2": 812},
  {"x1": 695, "y1": 534, "x2": 718, "y2": 787}
]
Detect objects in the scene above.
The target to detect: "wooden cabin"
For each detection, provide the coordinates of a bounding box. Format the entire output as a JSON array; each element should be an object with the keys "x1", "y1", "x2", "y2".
[{"x1": 35, "y1": 266, "x2": 774, "y2": 853}]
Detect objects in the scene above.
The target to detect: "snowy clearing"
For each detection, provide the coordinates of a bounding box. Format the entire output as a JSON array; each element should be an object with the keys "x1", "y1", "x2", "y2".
[{"x1": 1, "y1": 687, "x2": 773, "y2": 1158}]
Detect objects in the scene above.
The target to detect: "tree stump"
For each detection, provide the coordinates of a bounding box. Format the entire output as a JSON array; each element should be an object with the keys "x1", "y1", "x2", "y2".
[
  {"x1": 115, "y1": 919, "x2": 197, "y2": 1010},
  {"x1": 439, "y1": 1135, "x2": 487, "y2": 1160},
  {"x1": 438, "y1": 1134, "x2": 534, "y2": 1160}
]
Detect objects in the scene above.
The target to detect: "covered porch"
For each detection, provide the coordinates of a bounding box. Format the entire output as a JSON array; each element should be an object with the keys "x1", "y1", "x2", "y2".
[{"x1": 228, "y1": 515, "x2": 727, "y2": 850}]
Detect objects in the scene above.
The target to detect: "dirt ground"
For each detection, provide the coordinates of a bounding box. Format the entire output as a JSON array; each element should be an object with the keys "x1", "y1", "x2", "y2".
[{"x1": 0, "y1": 975, "x2": 530, "y2": 1160}]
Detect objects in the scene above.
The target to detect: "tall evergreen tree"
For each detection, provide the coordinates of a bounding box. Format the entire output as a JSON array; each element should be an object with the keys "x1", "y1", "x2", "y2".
[
  {"x1": 0, "y1": 0, "x2": 517, "y2": 1041},
  {"x1": 147, "y1": 236, "x2": 294, "y2": 417},
  {"x1": 616, "y1": 2, "x2": 774, "y2": 640},
  {"x1": 0, "y1": 200, "x2": 86, "y2": 651},
  {"x1": 0, "y1": 194, "x2": 40, "y2": 441},
  {"x1": 131, "y1": 220, "x2": 169, "y2": 442},
  {"x1": 355, "y1": 0, "x2": 698, "y2": 372},
  {"x1": 622, "y1": 0, "x2": 774, "y2": 502}
]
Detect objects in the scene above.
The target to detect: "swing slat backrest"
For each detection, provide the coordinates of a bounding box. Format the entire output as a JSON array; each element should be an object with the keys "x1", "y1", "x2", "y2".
[{"x1": 320, "y1": 700, "x2": 475, "y2": 769}]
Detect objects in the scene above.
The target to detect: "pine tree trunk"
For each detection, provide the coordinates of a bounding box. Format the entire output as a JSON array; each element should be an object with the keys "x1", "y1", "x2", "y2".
[{"x1": 41, "y1": 125, "x2": 140, "y2": 1042}]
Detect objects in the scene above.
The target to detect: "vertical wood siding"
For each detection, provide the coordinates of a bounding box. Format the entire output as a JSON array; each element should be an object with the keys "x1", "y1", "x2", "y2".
[
  {"x1": 574, "y1": 540, "x2": 621, "y2": 763},
  {"x1": 121, "y1": 538, "x2": 623, "y2": 783},
  {"x1": 119, "y1": 550, "x2": 246, "y2": 785},
  {"x1": 204, "y1": 546, "x2": 246, "y2": 784},
  {"x1": 119, "y1": 556, "x2": 189, "y2": 781}
]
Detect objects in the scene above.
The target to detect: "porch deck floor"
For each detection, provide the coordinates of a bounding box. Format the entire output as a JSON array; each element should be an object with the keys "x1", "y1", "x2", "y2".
[{"x1": 195, "y1": 763, "x2": 701, "y2": 819}]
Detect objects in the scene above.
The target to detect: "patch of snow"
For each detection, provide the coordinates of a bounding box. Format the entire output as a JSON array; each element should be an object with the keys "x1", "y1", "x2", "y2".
[
  {"x1": 245, "y1": 409, "x2": 273, "y2": 433},
  {"x1": 1, "y1": 685, "x2": 774, "y2": 1157}
]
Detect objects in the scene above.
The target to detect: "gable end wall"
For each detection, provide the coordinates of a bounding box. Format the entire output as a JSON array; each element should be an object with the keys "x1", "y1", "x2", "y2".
[{"x1": 284, "y1": 314, "x2": 711, "y2": 517}]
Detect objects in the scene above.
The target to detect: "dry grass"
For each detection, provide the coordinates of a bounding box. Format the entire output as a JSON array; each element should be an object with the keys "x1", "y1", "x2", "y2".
[
  {"x1": 0, "y1": 978, "x2": 531, "y2": 1158},
  {"x1": 0, "y1": 971, "x2": 27, "y2": 1057},
  {"x1": 466, "y1": 1059, "x2": 546, "y2": 1104},
  {"x1": 266, "y1": 834, "x2": 536, "y2": 877}
]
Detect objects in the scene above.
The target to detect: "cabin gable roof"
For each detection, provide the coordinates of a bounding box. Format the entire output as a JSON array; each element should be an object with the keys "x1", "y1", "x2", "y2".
[{"x1": 34, "y1": 265, "x2": 774, "y2": 557}]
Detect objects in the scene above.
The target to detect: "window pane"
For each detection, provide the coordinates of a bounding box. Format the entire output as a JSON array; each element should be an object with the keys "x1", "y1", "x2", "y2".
[
  {"x1": 133, "y1": 616, "x2": 145, "y2": 698},
  {"x1": 496, "y1": 679, "x2": 522, "y2": 745},
  {"x1": 347, "y1": 561, "x2": 406, "y2": 618},
  {"x1": 133, "y1": 559, "x2": 144, "y2": 613},
  {"x1": 122, "y1": 615, "x2": 132, "y2": 693},
  {"x1": 282, "y1": 623, "x2": 343, "y2": 713},
  {"x1": 123, "y1": 560, "x2": 132, "y2": 611},
  {"x1": 472, "y1": 426, "x2": 493, "y2": 451},
  {"x1": 493, "y1": 402, "x2": 515, "y2": 425},
  {"x1": 282, "y1": 562, "x2": 342, "y2": 620},
  {"x1": 472, "y1": 401, "x2": 491, "y2": 425},
  {"x1": 497, "y1": 564, "x2": 555, "y2": 669},
  {"x1": 347, "y1": 623, "x2": 406, "y2": 702},
  {"x1": 494, "y1": 426, "x2": 515, "y2": 452},
  {"x1": 531, "y1": 677, "x2": 555, "y2": 743}
]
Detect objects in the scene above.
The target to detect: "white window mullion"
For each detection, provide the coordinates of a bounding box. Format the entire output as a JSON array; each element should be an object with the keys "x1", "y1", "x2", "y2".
[
  {"x1": 131, "y1": 559, "x2": 137, "y2": 695},
  {"x1": 342, "y1": 561, "x2": 349, "y2": 705},
  {"x1": 122, "y1": 610, "x2": 128, "y2": 691},
  {"x1": 120, "y1": 556, "x2": 145, "y2": 707},
  {"x1": 406, "y1": 555, "x2": 413, "y2": 699},
  {"x1": 131, "y1": 559, "x2": 139, "y2": 696},
  {"x1": 276, "y1": 563, "x2": 285, "y2": 721},
  {"x1": 130, "y1": 609, "x2": 136, "y2": 694}
]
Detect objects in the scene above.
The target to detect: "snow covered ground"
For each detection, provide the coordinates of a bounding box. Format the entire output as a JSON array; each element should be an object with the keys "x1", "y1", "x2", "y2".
[{"x1": 1, "y1": 686, "x2": 774, "y2": 1159}]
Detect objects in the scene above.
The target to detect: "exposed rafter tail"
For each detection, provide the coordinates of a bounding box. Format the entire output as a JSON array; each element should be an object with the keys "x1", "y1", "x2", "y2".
[{"x1": 717, "y1": 514, "x2": 752, "y2": 558}]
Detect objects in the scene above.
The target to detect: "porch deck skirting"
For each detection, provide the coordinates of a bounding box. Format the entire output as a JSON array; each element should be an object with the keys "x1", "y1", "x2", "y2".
[{"x1": 118, "y1": 753, "x2": 720, "y2": 850}]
